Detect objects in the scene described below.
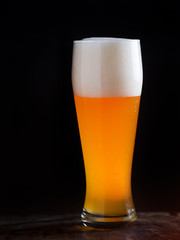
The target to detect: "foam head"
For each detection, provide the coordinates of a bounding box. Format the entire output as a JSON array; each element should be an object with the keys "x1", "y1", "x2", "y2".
[{"x1": 72, "y1": 38, "x2": 143, "y2": 97}]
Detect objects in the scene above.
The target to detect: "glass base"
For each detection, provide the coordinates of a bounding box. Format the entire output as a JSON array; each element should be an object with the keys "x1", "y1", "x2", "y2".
[{"x1": 81, "y1": 209, "x2": 137, "y2": 229}]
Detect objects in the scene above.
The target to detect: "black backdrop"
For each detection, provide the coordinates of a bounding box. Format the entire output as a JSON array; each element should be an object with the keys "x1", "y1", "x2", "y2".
[{"x1": 0, "y1": 1, "x2": 180, "y2": 215}]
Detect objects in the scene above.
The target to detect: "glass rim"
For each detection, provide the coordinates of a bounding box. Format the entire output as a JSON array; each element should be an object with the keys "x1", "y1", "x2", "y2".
[{"x1": 73, "y1": 37, "x2": 140, "y2": 44}]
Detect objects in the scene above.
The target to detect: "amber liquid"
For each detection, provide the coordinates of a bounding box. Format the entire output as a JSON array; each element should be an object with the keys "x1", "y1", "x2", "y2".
[{"x1": 74, "y1": 95, "x2": 140, "y2": 216}]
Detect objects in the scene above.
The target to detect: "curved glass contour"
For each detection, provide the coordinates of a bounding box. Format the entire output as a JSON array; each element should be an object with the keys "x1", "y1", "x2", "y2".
[{"x1": 72, "y1": 37, "x2": 143, "y2": 228}]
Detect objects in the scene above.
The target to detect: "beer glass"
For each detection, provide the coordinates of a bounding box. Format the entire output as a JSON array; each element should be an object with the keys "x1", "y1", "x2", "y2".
[{"x1": 72, "y1": 38, "x2": 143, "y2": 228}]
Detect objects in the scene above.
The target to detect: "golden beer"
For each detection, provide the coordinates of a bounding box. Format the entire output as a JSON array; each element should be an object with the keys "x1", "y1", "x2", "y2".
[
  {"x1": 74, "y1": 95, "x2": 140, "y2": 216},
  {"x1": 72, "y1": 38, "x2": 143, "y2": 228}
]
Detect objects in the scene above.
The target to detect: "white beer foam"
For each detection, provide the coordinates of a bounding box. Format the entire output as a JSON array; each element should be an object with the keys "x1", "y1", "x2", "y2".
[{"x1": 72, "y1": 38, "x2": 143, "y2": 97}]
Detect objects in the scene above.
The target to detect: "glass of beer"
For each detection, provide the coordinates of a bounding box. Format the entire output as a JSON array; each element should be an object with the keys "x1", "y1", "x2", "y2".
[{"x1": 72, "y1": 37, "x2": 143, "y2": 228}]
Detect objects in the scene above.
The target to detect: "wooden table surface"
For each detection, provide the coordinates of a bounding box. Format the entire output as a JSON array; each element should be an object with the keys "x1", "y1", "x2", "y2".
[{"x1": 0, "y1": 212, "x2": 179, "y2": 239}]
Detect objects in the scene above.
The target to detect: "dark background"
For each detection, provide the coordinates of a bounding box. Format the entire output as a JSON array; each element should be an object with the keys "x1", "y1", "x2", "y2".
[{"x1": 0, "y1": 1, "x2": 180, "y2": 215}]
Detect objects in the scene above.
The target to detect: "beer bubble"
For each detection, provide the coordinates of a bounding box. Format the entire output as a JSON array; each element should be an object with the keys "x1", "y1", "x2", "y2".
[{"x1": 72, "y1": 38, "x2": 143, "y2": 98}]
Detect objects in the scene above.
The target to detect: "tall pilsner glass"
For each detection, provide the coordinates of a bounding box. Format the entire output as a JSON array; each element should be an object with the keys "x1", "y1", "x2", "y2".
[{"x1": 72, "y1": 38, "x2": 143, "y2": 228}]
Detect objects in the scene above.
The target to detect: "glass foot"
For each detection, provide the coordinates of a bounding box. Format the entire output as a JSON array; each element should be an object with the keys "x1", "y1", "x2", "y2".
[{"x1": 81, "y1": 208, "x2": 137, "y2": 229}]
